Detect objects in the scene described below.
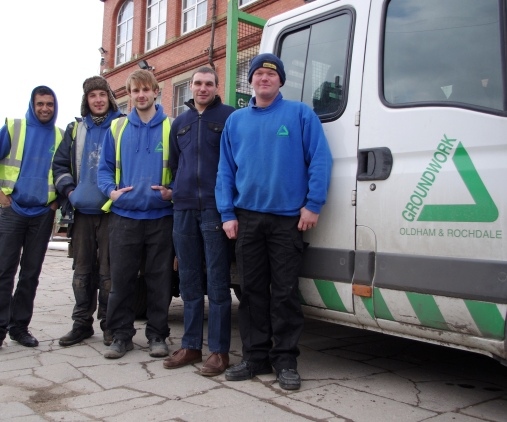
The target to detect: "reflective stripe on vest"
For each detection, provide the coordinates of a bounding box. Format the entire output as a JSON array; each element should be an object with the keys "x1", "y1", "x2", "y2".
[
  {"x1": 101, "y1": 116, "x2": 171, "y2": 212},
  {"x1": 0, "y1": 118, "x2": 63, "y2": 203}
]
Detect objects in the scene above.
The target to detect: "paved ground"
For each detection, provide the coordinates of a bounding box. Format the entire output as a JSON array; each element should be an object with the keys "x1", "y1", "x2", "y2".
[{"x1": 0, "y1": 245, "x2": 506, "y2": 421}]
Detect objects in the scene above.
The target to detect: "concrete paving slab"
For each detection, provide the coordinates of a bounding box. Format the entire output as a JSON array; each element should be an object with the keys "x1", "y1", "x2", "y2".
[
  {"x1": 289, "y1": 383, "x2": 437, "y2": 421},
  {"x1": 423, "y1": 413, "x2": 486, "y2": 421},
  {"x1": 100, "y1": 400, "x2": 206, "y2": 422},
  {"x1": 462, "y1": 398, "x2": 507, "y2": 422},
  {"x1": 0, "y1": 402, "x2": 36, "y2": 420},
  {"x1": 63, "y1": 388, "x2": 148, "y2": 410},
  {"x1": 80, "y1": 395, "x2": 165, "y2": 419},
  {"x1": 43, "y1": 410, "x2": 95, "y2": 421}
]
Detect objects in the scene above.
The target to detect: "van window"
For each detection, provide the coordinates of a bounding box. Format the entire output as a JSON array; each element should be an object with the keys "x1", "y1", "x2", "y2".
[
  {"x1": 384, "y1": 0, "x2": 504, "y2": 111},
  {"x1": 278, "y1": 12, "x2": 352, "y2": 119}
]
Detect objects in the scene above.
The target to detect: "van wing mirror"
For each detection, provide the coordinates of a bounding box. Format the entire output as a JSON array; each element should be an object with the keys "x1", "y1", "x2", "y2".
[{"x1": 357, "y1": 147, "x2": 393, "y2": 181}]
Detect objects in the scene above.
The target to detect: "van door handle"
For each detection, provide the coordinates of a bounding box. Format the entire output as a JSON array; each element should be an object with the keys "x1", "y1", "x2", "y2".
[{"x1": 357, "y1": 147, "x2": 393, "y2": 181}]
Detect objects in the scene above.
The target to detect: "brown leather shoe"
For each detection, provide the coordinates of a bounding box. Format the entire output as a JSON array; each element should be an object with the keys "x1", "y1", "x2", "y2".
[
  {"x1": 163, "y1": 348, "x2": 202, "y2": 369},
  {"x1": 200, "y1": 352, "x2": 229, "y2": 377}
]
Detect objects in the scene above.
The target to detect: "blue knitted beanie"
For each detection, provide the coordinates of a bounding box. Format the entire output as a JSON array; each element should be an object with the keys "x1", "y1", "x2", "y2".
[{"x1": 248, "y1": 53, "x2": 286, "y2": 86}]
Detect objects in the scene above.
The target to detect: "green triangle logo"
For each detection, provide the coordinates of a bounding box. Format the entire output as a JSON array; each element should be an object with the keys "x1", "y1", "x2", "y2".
[
  {"x1": 155, "y1": 142, "x2": 164, "y2": 152},
  {"x1": 49, "y1": 145, "x2": 55, "y2": 154},
  {"x1": 277, "y1": 125, "x2": 289, "y2": 136},
  {"x1": 418, "y1": 142, "x2": 498, "y2": 222}
]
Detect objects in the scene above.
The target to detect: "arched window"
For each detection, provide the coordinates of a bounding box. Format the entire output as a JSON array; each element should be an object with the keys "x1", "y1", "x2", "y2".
[
  {"x1": 116, "y1": 0, "x2": 134, "y2": 65},
  {"x1": 147, "y1": 0, "x2": 167, "y2": 51}
]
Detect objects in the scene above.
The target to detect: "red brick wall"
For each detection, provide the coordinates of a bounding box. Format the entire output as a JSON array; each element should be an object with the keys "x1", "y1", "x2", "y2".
[{"x1": 100, "y1": 0, "x2": 305, "y2": 116}]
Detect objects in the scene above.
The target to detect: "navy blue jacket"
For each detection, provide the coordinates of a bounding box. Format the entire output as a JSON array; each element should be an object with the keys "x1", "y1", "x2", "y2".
[{"x1": 169, "y1": 96, "x2": 235, "y2": 211}]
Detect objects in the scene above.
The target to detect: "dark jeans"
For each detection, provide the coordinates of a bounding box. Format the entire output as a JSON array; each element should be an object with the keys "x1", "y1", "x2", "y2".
[
  {"x1": 107, "y1": 213, "x2": 173, "y2": 341},
  {"x1": 70, "y1": 212, "x2": 110, "y2": 332},
  {"x1": 0, "y1": 206, "x2": 54, "y2": 340},
  {"x1": 173, "y1": 209, "x2": 231, "y2": 353},
  {"x1": 235, "y1": 209, "x2": 304, "y2": 371}
]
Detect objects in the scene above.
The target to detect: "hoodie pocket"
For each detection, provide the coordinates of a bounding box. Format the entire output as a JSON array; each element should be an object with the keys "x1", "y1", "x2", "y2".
[{"x1": 13, "y1": 176, "x2": 48, "y2": 206}]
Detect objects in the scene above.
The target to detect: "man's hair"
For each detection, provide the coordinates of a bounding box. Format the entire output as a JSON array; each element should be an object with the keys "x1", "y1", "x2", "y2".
[
  {"x1": 126, "y1": 69, "x2": 159, "y2": 93},
  {"x1": 191, "y1": 67, "x2": 219, "y2": 86},
  {"x1": 33, "y1": 87, "x2": 54, "y2": 97}
]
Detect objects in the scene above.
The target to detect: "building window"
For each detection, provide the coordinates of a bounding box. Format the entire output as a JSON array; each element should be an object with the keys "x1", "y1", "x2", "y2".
[
  {"x1": 239, "y1": 0, "x2": 256, "y2": 7},
  {"x1": 182, "y1": 0, "x2": 207, "y2": 34},
  {"x1": 173, "y1": 81, "x2": 191, "y2": 116},
  {"x1": 147, "y1": 0, "x2": 167, "y2": 51},
  {"x1": 116, "y1": 0, "x2": 134, "y2": 65}
]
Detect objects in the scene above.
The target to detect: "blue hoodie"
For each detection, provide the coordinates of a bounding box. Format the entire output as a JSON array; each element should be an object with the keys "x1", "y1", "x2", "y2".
[
  {"x1": 0, "y1": 85, "x2": 60, "y2": 217},
  {"x1": 98, "y1": 104, "x2": 173, "y2": 220},
  {"x1": 53, "y1": 110, "x2": 123, "y2": 214}
]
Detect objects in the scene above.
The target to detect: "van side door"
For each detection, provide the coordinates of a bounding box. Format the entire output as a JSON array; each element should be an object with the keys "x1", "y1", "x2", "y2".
[{"x1": 357, "y1": 0, "x2": 507, "y2": 344}]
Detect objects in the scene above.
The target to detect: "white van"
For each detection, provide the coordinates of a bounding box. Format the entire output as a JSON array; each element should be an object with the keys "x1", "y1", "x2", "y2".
[{"x1": 258, "y1": 0, "x2": 507, "y2": 363}]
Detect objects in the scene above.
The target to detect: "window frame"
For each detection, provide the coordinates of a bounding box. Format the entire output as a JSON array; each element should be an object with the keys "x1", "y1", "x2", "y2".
[
  {"x1": 239, "y1": 0, "x2": 257, "y2": 7},
  {"x1": 182, "y1": 0, "x2": 208, "y2": 34},
  {"x1": 172, "y1": 80, "x2": 191, "y2": 117},
  {"x1": 146, "y1": 0, "x2": 167, "y2": 52},
  {"x1": 116, "y1": 0, "x2": 134, "y2": 66},
  {"x1": 275, "y1": 9, "x2": 354, "y2": 122}
]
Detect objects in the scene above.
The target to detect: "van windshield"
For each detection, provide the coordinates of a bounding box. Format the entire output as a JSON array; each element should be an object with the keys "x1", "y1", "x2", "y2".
[{"x1": 384, "y1": 0, "x2": 504, "y2": 111}]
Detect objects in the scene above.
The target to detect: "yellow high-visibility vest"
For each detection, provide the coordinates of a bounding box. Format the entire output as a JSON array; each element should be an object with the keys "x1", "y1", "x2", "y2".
[
  {"x1": 0, "y1": 118, "x2": 63, "y2": 204},
  {"x1": 101, "y1": 116, "x2": 171, "y2": 212}
]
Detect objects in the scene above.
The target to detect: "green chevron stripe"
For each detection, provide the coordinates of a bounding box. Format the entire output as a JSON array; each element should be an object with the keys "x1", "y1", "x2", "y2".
[
  {"x1": 314, "y1": 279, "x2": 347, "y2": 312},
  {"x1": 373, "y1": 287, "x2": 394, "y2": 321},
  {"x1": 406, "y1": 292, "x2": 449, "y2": 330},
  {"x1": 361, "y1": 296, "x2": 375, "y2": 319},
  {"x1": 465, "y1": 300, "x2": 505, "y2": 339}
]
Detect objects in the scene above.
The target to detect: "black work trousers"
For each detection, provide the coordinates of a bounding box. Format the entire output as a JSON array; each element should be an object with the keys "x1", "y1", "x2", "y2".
[
  {"x1": 0, "y1": 206, "x2": 54, "y2": 340},
  {"x1": 70, "y1": 212, "x2": 110, "y2": 332},
  {"x1": 235, "y1": 209, "x2": 304, "y2": 371},
  {"x1": 107, "y1": 213, "x2": 173, "y2": 341}
]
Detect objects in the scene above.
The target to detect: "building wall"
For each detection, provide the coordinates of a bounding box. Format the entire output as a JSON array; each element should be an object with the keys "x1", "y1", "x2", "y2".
[{"x1": 100, "y1": 0, "x2": 304, "y2": 116}]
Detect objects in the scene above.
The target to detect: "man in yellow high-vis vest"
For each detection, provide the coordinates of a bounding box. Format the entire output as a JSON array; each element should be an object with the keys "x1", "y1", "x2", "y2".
[
  {"x1": 98, "y1": 70, "x2": 173, "y2": 359},
  {"x1": 0, "y1": 85, "x2": 63, "y2": 348}
]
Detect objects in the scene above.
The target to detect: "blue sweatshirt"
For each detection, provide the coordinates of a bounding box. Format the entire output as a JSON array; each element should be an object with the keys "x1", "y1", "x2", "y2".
[
  {"x1": 0, "y1": 86, "x2": 60, "y2": 217},
  {"x1": 97, "y1": 104, "x2": 173, "y2": 220},
  {"x1": 216, "y1": 93, "x2": 332, "y2": 222},
  {"x1": 53, "y1": 110, "x2": 123, "y2": 214}
]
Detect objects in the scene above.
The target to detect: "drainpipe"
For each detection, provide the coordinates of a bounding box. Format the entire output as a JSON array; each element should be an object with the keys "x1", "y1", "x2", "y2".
[{"x1": 208, "y1": 0, "x2": 217, "y2": 69}]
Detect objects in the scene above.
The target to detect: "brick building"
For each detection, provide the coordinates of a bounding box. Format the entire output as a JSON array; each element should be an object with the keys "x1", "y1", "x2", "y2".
[{"x1": 99, "y1": 0, "x2": 305, "y2": 117}]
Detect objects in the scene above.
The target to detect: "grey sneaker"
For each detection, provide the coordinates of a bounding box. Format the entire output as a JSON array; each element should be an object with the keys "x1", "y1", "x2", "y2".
[
  {"x1": 103, "y1": 330, "x2": 113, "y2": 346},
  {"x1": 148, "y1": 337, "x2": 169, "y2": 357},
  {"x1": 104, "y1": 339, "x2": 133, "y2": 359}
]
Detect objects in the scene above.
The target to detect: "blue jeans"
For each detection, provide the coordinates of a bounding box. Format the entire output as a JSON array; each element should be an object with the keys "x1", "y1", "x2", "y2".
[
  {"x1": 173, "y1": 209, "x2": 231, "y2": 353},
  {"x1": 0, "y1": 206, "x2": 54, "y2": 339}
]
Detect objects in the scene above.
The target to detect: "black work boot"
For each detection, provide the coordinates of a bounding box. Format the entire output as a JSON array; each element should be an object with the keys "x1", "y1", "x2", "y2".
[{"x1": 59, "y1": 327, "x2": 94, "y2": 346}]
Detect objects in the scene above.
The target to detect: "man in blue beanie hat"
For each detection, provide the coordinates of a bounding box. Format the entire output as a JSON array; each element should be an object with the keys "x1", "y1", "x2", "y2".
[
  {"x1": 216, "y1": 53, "x2": 333, "y2": 390},
  {"x1": 247, "y1": 53, "x2": 286, "y2": 86}
]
